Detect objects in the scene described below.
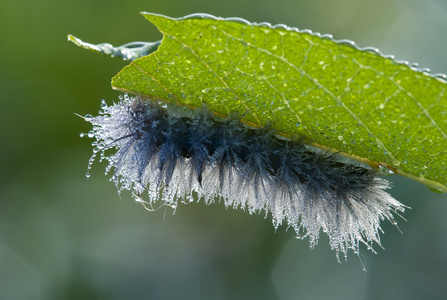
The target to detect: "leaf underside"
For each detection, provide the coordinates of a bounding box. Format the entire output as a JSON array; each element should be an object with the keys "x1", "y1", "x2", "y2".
[{"x1": 110, "y1": 13, "x2": 447, "y2": 193}]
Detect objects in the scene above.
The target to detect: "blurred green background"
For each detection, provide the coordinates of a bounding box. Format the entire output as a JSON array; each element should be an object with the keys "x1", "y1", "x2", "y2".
[{"x1": 1, "y1": 0, "x2": 447, "y2": 299}]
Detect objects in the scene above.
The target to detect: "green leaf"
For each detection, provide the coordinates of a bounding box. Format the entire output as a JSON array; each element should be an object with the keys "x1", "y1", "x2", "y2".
[{"x1": 110, "y1": 13, "x2": 447, "y2": 193}]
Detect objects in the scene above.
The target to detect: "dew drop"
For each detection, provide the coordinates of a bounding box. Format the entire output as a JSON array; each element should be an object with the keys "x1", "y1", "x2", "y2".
[
  {"x1": 85, "y1": 172, "x2": 90, "y2": 178},
  {"x1": 79, "y1": 133, "x2": 85, "y2": 138},
  {"x1": 87, "y1": 130, "x2": 95, "y2": 138},
  {"x1": 84, "y1": 114, "x2": 93, "y2": 121},
  {"x1": 101, "y1": 99, "x2": 107, "y2": 109},
  {"x1": 378, "y1": 164, "x2": 395, "y2": 176}
]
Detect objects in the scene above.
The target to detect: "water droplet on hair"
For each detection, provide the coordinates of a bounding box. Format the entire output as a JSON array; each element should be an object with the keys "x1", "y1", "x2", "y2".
[
  {"x1": 378, "y1": 164, "x2": 395, "y2": 176},
  {"x1": 80, "y1": 133, "x2": 85, "y2": 138},
  {"x1": 87, "y1": 131, "x2": 95, "y2": 138},
  {"x1": 84, "y1": 114, "x2": 93, "y2": 121},
  {"x1": 101, "y1": 99, "x2": 107, "y2": 109},
  {"x1": 85, "y1": 172, "x2": 90, "y2": 178}
]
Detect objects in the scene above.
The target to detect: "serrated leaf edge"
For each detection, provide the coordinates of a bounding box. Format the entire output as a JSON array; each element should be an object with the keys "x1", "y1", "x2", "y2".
[{"x1": 141, "y1": 12, "x2": 447, "y2": 84}]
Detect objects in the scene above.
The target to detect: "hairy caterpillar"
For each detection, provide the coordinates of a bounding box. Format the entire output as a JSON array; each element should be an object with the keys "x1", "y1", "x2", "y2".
[{"x1": 82, "y1": 94, "x2": 405, "y2": 259}]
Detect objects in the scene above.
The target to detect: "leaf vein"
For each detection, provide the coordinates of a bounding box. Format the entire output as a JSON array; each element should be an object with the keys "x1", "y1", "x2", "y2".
[
  {"x1": 160, "y1": 31, "x2": 261, "y2": 125},
  {"x1": 358, "y1": 63, "x2": 447, "y2": 140},
  {"x1": 132, "y1": 58, "x2": 178, "y2": 101},
  {"x1": 219, "y1": 29, "x2": 398, "y2": 164}
]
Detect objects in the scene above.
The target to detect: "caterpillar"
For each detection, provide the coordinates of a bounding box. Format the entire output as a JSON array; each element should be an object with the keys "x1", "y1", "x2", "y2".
[{"x1": 82, "y1": 93, "x2": 406, "y2": 259}]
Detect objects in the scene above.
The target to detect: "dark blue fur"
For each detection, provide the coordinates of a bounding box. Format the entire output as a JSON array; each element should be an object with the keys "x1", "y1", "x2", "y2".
[{"x1": 84, "y1": 94, "x2": 406, "y2": 258}]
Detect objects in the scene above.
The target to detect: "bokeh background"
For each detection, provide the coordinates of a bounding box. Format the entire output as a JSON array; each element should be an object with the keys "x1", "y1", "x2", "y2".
[{"x1": 1, "y1": 0, "x2": 447, "y2": 299}]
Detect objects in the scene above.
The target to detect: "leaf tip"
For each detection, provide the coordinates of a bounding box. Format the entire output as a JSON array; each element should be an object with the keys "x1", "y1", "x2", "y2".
[
  {"x1": 67, "y1": 34, "x2": 81, "y2": 46},
  {"x1": 67, "y1": 34, "x2": 105, "y2": 55}
]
